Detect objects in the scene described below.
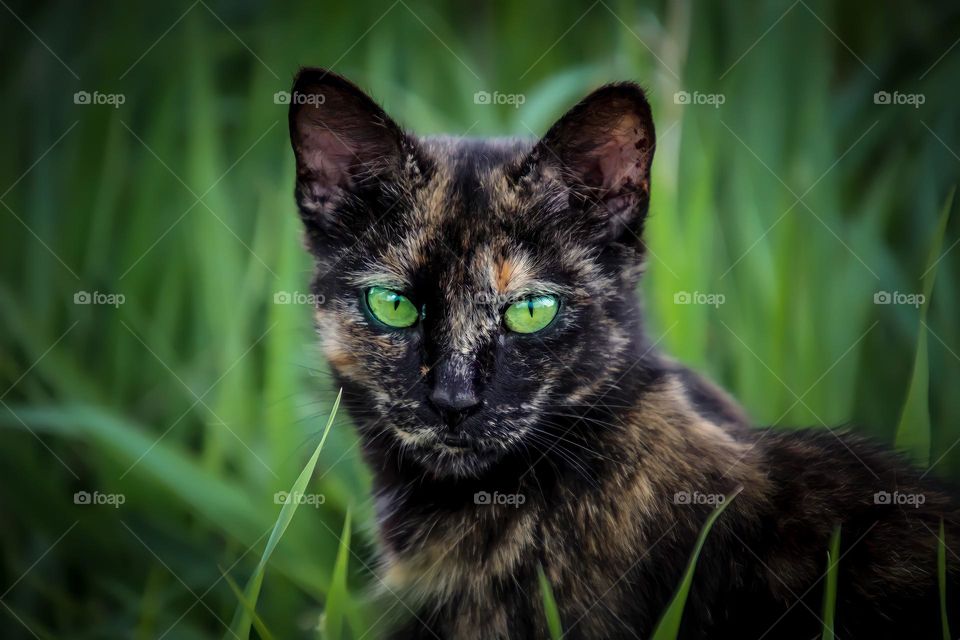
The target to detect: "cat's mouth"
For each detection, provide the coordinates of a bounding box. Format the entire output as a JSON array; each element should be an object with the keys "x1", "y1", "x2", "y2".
[
  {"x1": 391, "y1": 424, "x2": 506, "y2": 476},
  {"x1": 425, "y1": 431, "x2": 487, "y2": 455},
  {"x1": 392, "y1": 424, "x2": 480, "y2": 450},
  {"x1": 437, "y1": 432, "x2": 474, "y2": 449}
]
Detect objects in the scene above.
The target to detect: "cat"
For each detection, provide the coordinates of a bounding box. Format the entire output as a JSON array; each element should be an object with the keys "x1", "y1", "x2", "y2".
[{"x1": 287, "y1": 67, "x2": 959, "y2": 639}]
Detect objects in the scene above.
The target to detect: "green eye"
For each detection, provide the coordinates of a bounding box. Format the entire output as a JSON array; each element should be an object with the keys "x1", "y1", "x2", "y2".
[
  {"x1": 504, "y1": 295, "x2": 559, "y2": 334},
  {"x1": 366, "y1": 286, "x2": 419, "y2": 328}
]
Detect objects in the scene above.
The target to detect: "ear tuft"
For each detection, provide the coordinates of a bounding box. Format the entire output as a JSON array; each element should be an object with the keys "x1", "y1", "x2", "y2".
[
  {"x1": 288, "y1": 68, "x2": 405, "y2": 225},
  {"x1": 534, "y1": 82, "x2": 656, "y2": 244}
]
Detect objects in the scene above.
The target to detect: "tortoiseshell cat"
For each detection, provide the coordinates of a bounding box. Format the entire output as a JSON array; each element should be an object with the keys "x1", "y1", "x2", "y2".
[{"x1": 287, "y1": 68, "x2": 959, "y2": 639}]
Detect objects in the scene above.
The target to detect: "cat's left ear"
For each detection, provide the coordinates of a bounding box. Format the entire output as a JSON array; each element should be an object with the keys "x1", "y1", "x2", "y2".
[{"x1": 530, "y1": 82, "x2": 655, "y2": 244}]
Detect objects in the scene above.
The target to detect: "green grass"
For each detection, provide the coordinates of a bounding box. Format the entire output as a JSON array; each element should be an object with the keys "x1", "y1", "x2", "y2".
[
  {"x1": 895, "y1": 189, "x2": 953, "y2": 465},
  {"x1": 2, "y1": 1, "x2": 959, "y2": 637},
  {"x1": 650, "y1": 488, "x2": 741, "y2": 640},
  {"x1": 820, "y1": 526, "x2": 842, "y2": 640},
  {"x1": 939, "y1": 519, "x2": 952, "y2": 640},
  {"x1": 537, "y1": 566, "x2": 563, "y2": 640},
  {"x1": 228, "y1": 390, "x2": 341, "y2": 640}
]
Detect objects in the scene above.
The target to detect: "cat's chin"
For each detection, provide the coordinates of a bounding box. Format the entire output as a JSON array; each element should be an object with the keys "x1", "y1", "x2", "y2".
[
  {"x1": 380, "y1": 421, "x2": 519, "y2": 478},
  {"x1": 405, "y1": 440, "x2": 504, "y2": 479}
]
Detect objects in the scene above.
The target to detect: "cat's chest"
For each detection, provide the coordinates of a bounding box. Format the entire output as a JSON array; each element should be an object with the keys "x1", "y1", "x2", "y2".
[
  {"x1": 380, "y1": 501, "x2": 538, "y2": 593},
  {"x1": 376, "y1": 491, "x2": 652, "y2": 639},
  {"x1": 377, "y1": 504, "x2": 538, "y2": 638}
]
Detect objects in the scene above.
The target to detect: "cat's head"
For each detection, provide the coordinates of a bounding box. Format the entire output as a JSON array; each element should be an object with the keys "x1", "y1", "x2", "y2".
[{"x1": 288, "y1": 68, "x2": 655, "y2": 479}]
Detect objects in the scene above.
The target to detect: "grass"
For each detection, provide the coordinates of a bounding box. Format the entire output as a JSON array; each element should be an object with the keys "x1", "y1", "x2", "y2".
[
  {"x1": 820, "y1": 526, "x2": 842, "y2": 640},
  {"x1": 650, "y1": 488, "x2": 742, "y2": 639},
  {"x1": 228, "y1": 390, "x2": 341, "y2": 639},
  {"x1": 939, "y1": 519, "x2": 952, "y2": 640},
  {"x1": 895, "y1": 189, "x2": 954, "y2": 465},
  {"x1": 1, "y1": 0, "x2": 959, "y2": 637},
  {"x1": 537, "y1": 566, "x2": 563, "y2": 640}
]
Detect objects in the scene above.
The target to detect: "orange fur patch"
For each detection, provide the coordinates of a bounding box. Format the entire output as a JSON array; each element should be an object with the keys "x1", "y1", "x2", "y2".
[{"x1": 495, "y1": 259, "x2": 516, "y2": 293}]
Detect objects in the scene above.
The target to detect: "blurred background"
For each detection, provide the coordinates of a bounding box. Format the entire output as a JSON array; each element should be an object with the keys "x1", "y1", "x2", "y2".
[{"x1": 1, "y1": 0, "x2": 959, "y2": 637}]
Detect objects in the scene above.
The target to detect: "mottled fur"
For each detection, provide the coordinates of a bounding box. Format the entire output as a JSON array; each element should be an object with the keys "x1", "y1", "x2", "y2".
[{"x1": 288, "y1": 68, "x2": 959, "y2": 638}]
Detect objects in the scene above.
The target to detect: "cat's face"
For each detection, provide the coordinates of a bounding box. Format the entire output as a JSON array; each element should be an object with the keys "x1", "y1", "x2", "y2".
[{"x1": 289, "y1": 69, "x2": 655, "y2": 478}]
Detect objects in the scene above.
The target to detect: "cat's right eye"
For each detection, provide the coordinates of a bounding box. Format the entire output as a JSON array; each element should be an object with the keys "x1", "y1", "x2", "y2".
[
  {"x1": 366, "y1": 287, "x2": 419, "y2": 328},
  {"x1": 504, "y1": 294, "x2": 559, "y2": 334}
]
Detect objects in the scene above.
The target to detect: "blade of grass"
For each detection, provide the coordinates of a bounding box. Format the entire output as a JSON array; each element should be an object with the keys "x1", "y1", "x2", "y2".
[
  {"x1": 537, "y1": 565, "x2": 563, "y2": 640},
  {"x1": 939, "y1": 519, "x2": 952, "y2": 640},
  {"x1": 895, "y1": 188, "x2": 954, "y2": 465},
  {"x1": 222, "y1": 571, "x2": 278, "y2": 640},
  {"x1": 650, "y1": 487, "x2": 742, "y2": 640},
  {"x1": 227, "y1": 388, "x2": 342, "y2": 640},
  {"x1": 820, "y1": 525, "x2": 841, "y2": 640},
  {"x1": 323, "y1": 509, "x2": 354, "y2": 640}
]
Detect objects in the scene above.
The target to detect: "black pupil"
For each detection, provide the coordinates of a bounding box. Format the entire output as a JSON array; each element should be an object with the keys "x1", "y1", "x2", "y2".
[{"x1": 528, "y1": 299, "x2": 535, "y2": 317}]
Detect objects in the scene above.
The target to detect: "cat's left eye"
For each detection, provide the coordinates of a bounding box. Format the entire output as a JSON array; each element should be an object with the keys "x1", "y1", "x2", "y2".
[
  {"x1": 504, "y1": 295, "x2": 559, "y2": 334},
  {"x1": 366, "y1": 286, "x2": 419, "y2": 328}
]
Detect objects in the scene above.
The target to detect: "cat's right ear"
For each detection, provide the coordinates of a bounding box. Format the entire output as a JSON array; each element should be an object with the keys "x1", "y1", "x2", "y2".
[
  {"x1": 525, "y1": 82, "x2": 656, "y2": 247},
  {"x1": 288, "y1": 68, "x2": 407, "y2": 236}
]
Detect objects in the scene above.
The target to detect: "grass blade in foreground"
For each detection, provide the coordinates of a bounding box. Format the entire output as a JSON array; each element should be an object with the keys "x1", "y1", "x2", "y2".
[
  {"x1": 820, "y1": 525, "x2": 841, "y2": 640},
  {"x1": 223, "y1": 571, "x2": 278, "y2": 640},
  {"x1": 227, "y1": 389, "x2": 343, "y2": 640},
  {"x1": 940, "y1": 519, "x2": 952, "y2": 640},
  {"x1": 537, "y1": 565, "x2": 563, "y2": 640},
  {"x1": 323, "y1": 509, "x2": 355, "y2": 640},
  {"x1": 650, "y1": 487, "x2": 742, "y2": 640},
  {"x1": 895, "y1": 189, "x2": 954, "y2": 464}
]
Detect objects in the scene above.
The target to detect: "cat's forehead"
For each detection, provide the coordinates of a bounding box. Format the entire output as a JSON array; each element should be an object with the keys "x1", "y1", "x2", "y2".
[
  {"x1": 412, "y1": 135, "x2": 534, "y2": 222},
  {"x1": 420, "y1": 135, "x2": 531, "y2": 167},
  {"x1": 359, "y1": 136, "x2": 578, "y2": 295}
]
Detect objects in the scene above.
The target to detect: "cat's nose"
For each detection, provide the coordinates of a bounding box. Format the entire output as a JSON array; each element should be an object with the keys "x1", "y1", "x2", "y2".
[
  {"x1": 428, "y1": 356, "x2": 482, "y2": 428},
  {"x1": 428, "y1": 386, "x2": 481, "y2": 429}
]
